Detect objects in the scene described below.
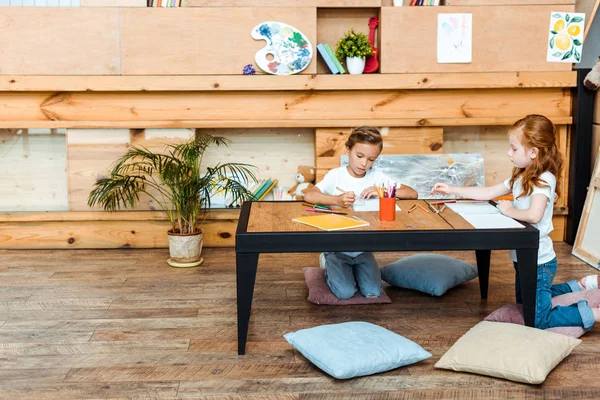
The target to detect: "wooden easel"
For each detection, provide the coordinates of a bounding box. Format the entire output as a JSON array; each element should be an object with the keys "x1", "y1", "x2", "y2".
[
  {"x1": 584, "y1": 0, "x2": 600, "y2": 42},
  {"x1": 573, "y1": 149, "x2": 600, "y2": 269}
]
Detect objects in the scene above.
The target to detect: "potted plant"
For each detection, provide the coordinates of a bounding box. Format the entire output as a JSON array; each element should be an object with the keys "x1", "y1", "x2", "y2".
[
  {"x1": 335, "y1": 29, "x2": 374, "y2": 75},
  {"x1": 87, "y1": 132, "x2": 257, "y2": 268}
]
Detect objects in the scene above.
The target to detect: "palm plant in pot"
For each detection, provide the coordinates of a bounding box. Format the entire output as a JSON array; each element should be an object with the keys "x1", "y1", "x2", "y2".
[
  {"x1": 88, "y1": 133, "x2": 258, "y2": 268},
  {"x1": 335, "y1": 29, "x2": 374, "y2": 75}
]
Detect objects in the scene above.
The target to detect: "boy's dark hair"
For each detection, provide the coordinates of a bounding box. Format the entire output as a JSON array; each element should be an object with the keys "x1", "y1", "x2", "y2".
[{"x1": 345, "y1": 126, "x2": 383, "y2": 151}]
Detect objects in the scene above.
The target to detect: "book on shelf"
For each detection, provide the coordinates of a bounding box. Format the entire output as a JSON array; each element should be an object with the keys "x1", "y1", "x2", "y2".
[
  {"x1": 411, "y1": 0, "x2": 441, "y2": 5},
  {"x1": 258, "y1": 179, "x2": 278, "y2": 201},
  {"x1": 317, "y1": 43, "x2": 339, "y2": 75},
  {"x1": 253, "y1": 179, "x2": 275, "y2": 201},
  {"x1": 324, "y1": 43, "x2": 345, "y2": 74},
  {"x1": 150, "y1": 0, "x2": 184, "y2": 6}
]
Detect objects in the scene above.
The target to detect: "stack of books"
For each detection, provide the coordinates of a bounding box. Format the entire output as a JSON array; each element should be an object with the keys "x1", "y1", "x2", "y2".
[
  {"x1": 249, "y1": 178, "x2": 278, "y2": 201},
  {"x1": 317, "y1": 43, "x2": 346, "y2": 75},
  {"x1": 410, "y1": 0, "x2": 441, "y2": 5},
  {"x1": 148, "y1": 0, "x2": 186, "y2": 6}
]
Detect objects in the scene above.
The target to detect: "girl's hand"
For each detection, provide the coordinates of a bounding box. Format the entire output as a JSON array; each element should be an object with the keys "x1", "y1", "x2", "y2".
[
  {"x1": 497, "y1": 200, "x2": 514, "y2": 216},
  {"x1": 430, "y1": 183, "x2": 453, "y2": 196},
  {"x1": 360, "y1": 186, "x2": 380, "y2": 199},
  {"x1": 336, "y1": 191, "x2": 356, "y2": 208}
]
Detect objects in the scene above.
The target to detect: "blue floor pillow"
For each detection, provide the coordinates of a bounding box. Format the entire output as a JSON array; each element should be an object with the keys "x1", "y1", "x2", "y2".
[
  {"x1": 381, "y1": 253, "x2": 478, "y2": 296},
  {"x1": 284, "y1": 321, "x2": 431, "y2": 379}
]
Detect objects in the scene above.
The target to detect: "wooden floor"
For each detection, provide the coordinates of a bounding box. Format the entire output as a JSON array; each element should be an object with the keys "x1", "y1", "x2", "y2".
[{"x1": 1, "y1": 243, "x2": 600, "y2": 399}]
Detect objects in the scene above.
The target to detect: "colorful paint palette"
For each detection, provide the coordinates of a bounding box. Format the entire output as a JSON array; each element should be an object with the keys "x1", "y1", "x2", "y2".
[{"x1": 251, "y1": 21, "x2": 313, "y2": 75}]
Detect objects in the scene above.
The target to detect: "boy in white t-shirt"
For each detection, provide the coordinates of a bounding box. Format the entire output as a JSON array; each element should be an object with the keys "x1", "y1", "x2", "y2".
[{"x1": 304, "y1": 127, "x2": 418, "y2": 299}]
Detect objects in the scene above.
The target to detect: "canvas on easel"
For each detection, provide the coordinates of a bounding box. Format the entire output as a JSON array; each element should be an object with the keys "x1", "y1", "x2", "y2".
[{"x1": 573, "y1": 148, "x2": 600, "y2": 270}]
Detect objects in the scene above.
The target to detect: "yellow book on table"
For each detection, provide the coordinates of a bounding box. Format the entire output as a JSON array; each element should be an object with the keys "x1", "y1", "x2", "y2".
[{"x1": 292, "y1": 214, "x2": 369, "y2": 231}]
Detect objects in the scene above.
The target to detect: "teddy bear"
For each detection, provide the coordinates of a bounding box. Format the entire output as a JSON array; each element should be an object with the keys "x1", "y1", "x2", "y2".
[{"x1": 288, "y1": 165, "x2": 315, "y2": 200}]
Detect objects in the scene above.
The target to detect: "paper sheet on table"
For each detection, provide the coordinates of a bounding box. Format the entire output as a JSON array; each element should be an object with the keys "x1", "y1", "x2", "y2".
[
  {"x1": 446, "y1": 202, "x2": 501, "y2": 215},
  {"x1": 460, "y1": 213, "x2": 524, "y2": 229},
  {"x1": 352, "y1": 198, "x2": 401, "y2": 212}
]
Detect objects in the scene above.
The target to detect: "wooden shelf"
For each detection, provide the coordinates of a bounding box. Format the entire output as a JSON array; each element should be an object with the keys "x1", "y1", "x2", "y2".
[
  {"x1": 186, "y1": 0, "x2": 383, "y2": 5},
  {"x1": 0, "y1": 210, "x2": 239, "y2": 223},
  {"x1": 0, "y1": 72, "x2": 577, "y2": 92},
  {"x1": 0, "y1": 117, "x2": 573, "y2": 129}
]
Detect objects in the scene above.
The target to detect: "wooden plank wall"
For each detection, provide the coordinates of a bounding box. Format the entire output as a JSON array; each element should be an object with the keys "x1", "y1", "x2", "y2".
[
  {"x1": 315, "y1": 127, "x2": 443, "y2": 181},
  {"x1": 67, "y1": 129, "x2": 195, "y2": 212},
  {"x1": 0, "y1": 2, "x2": 580, "y2": 247},
  {"x1": 0, "y1": 129, "x2": 68, "y2": 212},
  {"x1": 0, "y1": 8, "x2": 317, "y2": 76},
  {"x1": 0, "y1": 89, "x2": 571, "y2": 128},
  {"x1": 81, "y1": 0, "x2": 146, "y2": 6},
  {"x1": 120, "y1": 8, "x2": 317, "y2": 75},
  {"x1": 0, "y1": 9, "x2": 121, "y2": 75},
  {"x1": 67, "y1": 128, "x2": 314, "y2": 211},
  {"x1": 381, "y1": 5, "x2": 574, "y2": 73}
]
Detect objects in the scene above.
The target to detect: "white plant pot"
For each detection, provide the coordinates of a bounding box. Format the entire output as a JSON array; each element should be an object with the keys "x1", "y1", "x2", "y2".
[
  {"x1": 167, "y1": 230, "x2": 203, "y2": 268},
  {"x1": 346, "y1": 56, "x2": 366, "y2": 75}
]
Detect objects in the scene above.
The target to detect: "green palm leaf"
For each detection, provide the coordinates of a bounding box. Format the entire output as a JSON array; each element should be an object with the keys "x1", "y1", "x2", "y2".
[{"x1": 88, "y1": 132, "x2": 258, "y2": 235}]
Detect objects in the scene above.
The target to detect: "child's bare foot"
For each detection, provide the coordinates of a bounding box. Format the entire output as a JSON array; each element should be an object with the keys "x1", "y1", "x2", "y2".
[
  {"x1": 579, "y1": 275, "x2": 600, "y2": 291},
  {"x1": 593, "y1": 307, "x2": 600, "y2": 322}
]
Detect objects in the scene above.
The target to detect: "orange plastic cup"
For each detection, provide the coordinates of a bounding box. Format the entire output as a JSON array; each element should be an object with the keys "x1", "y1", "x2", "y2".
[{"x1": 379, "y1": 197, "x2": 396, "y2": 221}]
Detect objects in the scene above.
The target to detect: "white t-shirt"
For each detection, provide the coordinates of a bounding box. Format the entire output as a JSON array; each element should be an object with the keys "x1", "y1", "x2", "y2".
[
  {"x1": 316, "y1": 166, "x2": 399, "y2": 258},
  {"x1": 503, "y1": 171, "x2": 556, "y2": 264},
  {"x1": 316, "y1": 166, "x2": 398, "y2": 198}
]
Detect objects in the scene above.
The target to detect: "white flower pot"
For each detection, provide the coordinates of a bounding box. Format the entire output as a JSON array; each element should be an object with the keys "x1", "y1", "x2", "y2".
[
  {"x1": 346, "y1": 56, "x2": 366, "y2": 75},
  {"x1": 167, "y1": 230, "x2": 203, "y2": 268}
]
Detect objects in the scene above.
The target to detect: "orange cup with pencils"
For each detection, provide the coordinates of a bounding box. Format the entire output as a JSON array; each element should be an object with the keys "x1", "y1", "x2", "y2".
[{"x1": 379, "y1": 197, "x2": 396, "y2": 221}]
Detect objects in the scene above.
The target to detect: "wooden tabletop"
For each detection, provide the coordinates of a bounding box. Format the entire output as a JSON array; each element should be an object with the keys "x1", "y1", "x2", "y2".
[{"x1": 246, "y1": 200, "x2": 474, "y2": 233}]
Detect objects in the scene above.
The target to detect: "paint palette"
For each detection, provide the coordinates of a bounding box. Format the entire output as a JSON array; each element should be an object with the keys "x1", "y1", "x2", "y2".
[{"x1": 251, "y1": 21, "x2": 313, "y2": 75}]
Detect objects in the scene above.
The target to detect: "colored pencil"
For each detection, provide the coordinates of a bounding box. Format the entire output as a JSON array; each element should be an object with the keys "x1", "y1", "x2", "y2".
[
  {"x1": 417, "y1": 204, "x2": 429, "y2": 213},
  {"x1": 305, "y1": 208, "x2": 348, "y2": 215},
  {"x1": 431, "y1": 200, "x2": 457, "y2": 205},
  {"x1": 302, "y1": 202, "x2": 330, "y2": 210}
]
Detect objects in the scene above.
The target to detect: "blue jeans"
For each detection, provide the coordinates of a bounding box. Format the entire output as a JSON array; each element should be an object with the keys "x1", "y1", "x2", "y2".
[
  {"x1": 323, "y1": 252, "x2": 382, "y2": 300},
  {"x1": 514, "y1": 257, "x2": 595, "y2": 330}
]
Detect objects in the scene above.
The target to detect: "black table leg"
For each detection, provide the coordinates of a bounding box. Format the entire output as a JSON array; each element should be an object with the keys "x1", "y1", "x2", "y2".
[
  {"x1": 475, "y1": 250, "x2": 491, "y2": 299},
  {"x1": 516, "y1": 249, "x2": 538, "y2": 327},
  {"x1": 237, "y1": 252, "x2": 259, "y2": 355}
]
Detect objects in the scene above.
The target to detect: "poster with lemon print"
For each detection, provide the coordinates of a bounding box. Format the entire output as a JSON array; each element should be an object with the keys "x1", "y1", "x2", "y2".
[{"x1": 547, "y1": 12, "x2": 585, "y2": 63}]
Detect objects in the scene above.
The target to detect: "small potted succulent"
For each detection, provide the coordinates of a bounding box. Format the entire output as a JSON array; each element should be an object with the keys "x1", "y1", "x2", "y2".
[{"x1": 335, "y1": 29, "x2": 374, "y2": 75}]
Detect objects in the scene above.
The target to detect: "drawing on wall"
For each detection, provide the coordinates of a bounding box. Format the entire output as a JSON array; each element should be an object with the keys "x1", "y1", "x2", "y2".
[
  {"x1": 437, "y1": 13, "x2": 473, "y2": 64},
  {"x1": 251, "y1": 21, "x2": 313, "y2": 75},
  {"x1": 341, "y1": 154, "x2": 484, "y2": 199},
  {"x1": 547, "y1": 12, "x2": 585, "y2": 63}
]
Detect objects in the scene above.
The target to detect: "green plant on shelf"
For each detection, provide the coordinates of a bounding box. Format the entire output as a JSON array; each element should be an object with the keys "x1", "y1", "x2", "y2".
[{"x1": 335, "y1": 29, "x2": 374, "y2": 60}]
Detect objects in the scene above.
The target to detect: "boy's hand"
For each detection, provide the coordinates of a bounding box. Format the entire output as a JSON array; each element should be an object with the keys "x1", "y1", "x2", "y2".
[
  {"x1": 361, "y1": 186, "x2": 380, "y2": 199},
  {"x1": 430, "y1": 183, "x2": 453, "y2": 196},
  {"x1": 497, "y1": 200, "x2": 514, "y2": 216},
  {"x1": 337, "y1": 192, "x2": 356, "y2": 207}
]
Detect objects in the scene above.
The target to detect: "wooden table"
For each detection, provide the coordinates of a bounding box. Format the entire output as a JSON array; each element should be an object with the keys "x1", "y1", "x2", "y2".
[{"x1": 235, "y1": 200, "x2": 540, "y2": 355}]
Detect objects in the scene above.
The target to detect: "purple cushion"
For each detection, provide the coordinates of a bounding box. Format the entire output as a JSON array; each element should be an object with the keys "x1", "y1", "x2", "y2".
[
  {"x1": 303, "y1": 267, "x2": 392, "y2": 306},
  {"x1": 484, "y1": 289, "x2": 600, "y2": 338}
]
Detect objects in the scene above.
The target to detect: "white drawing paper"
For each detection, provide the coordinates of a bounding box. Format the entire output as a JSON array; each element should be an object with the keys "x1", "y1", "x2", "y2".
[
  {"x1": 437, "y1": 13, "x2": 472, "y2": 64},
  {"x1": 352, "y1": 198, "x2": 401, "y2": 212},
  {"x1": 447, "y1": 202, "x2": 524, "y2": 229}
]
